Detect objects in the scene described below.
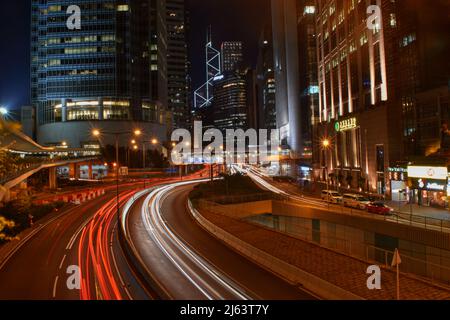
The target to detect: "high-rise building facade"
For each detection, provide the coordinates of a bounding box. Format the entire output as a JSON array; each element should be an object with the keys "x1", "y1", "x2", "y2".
[
  {"x1": 271, "y1": 0, "x2": 306, "y2": 160},
  {"x1": 31, "y1": 0, "x2": 170, "y2": 147},
  {"x1": 256, "y1": 24, "x2": 276, "y2": 131},
  {"x1": 166, "y1": 0, "x2": 190, "y2": 129},
  {"x1": 297, "y1": 0, "x2": 319, "y2": 160},
  {"x1": 313, "y1": 0, "x2": 449, "y2": 200},
  {"x1": 221, "y1": 42, "x2": 243, "y2": 73},
  {"x1": 213, "y1": 72, "x2": 248, "y2": 133}
]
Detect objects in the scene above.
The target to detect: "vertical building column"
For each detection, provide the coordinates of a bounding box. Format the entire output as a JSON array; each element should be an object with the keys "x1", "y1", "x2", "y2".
[
  {"x1": 88, "y1": 163, "x2": 93, "y2": 180},
  {"x1": 49, "y1": 167, "x2": 57, "y2": 190},
  {"x1": 70, "y1": 163, "x2": 81, "y2": 179},
  {"x1": 98, "y1": 98, "x2": 104, "y2": 120},
  {"x1": 62, "y1": 99, "x2": 67, "y2": 122}
]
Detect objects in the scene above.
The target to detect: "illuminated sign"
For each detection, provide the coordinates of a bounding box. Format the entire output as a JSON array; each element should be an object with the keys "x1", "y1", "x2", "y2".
[
  {"x1": 335, "y1": 118, "x2": 357, "y2": 132},
  {"x1": 407, "y1": 166, "x2": 448, "y2": 180},
  {"x1": 417, "y1": 179, "x2": 446, "y2": 191},
  {"x1": 388, "y1": 167, "x2": 407, "y2": 173},
  {"x1": 426, "y1": 182, "x2": 446, "y2": 191}
]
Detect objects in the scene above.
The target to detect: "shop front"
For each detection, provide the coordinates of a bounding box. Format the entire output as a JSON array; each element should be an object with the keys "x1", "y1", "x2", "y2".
[
  {"x1": 407, "y1": 165, "x2": 449, "y2": 208},
  {"x1": 389, "y1": 167, "x2": 408, "y2": 201}
]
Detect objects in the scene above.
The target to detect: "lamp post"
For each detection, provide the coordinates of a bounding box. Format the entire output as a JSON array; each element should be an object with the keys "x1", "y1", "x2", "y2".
[
  {"x1": 322, "y1": 139, "x2": 331, "y2": 192},
  {"x1": 92, "y1": 128, "x2": 142, "y2": 218},
  {"x1": 142, "y1": 138, "x2": 160, "y2": 169}
]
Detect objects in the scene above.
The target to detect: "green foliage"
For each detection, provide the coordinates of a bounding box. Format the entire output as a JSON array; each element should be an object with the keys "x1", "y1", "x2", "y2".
[
  {"x1": 190, "y1": 173, "x2": 266, "y2": 200},
  {"x1": 0, "y1": 201, "x2": 64, "y2": 244},
  {"x1": 0, "y1": 216, "x2": 17, "y2": 243}
]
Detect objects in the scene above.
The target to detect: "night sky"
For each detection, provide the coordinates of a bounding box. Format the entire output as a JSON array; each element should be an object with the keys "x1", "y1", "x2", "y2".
[{"x1": 0, "y1": 0, "x2": 270, "y2": 113}]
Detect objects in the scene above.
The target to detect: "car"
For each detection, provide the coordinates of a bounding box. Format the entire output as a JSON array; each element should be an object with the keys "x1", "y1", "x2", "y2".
[
  {"x1": 343, "y1": 194, "x2": 371, "y2": 210},
  {"x1": 355, "y1": 196, "x2": 371, "y2": 210},
  {"x1": 321, "y1": 190, "x2": 343, "y2": 204},
  {"x1": 367, "y1": 202, "x2": 394, "y2": 215}
]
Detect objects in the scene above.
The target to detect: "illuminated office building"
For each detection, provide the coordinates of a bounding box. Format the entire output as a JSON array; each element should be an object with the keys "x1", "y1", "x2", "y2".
[
  {"x1": 313, "y1": 0, "x2": 449, "y2": 198},
  {"x1": 221, "y1": 41, "x2": 243, "y2": 73},
  {"x1": 31, "y1": 0, "x2": 169, "y2": 147},
  {"x1": 166, "y1": 0, "x2": 190, "y2": 129}
]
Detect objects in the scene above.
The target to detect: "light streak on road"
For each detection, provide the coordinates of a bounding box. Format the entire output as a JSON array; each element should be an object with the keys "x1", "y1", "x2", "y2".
[{"x1": 120, "y1": 180, "x2": 251, "y2": 300}]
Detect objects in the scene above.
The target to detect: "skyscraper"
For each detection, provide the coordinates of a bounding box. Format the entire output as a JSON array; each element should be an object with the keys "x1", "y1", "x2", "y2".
[
  {"x1": 193, "y1": 28, "x2": 221, "y2": 109},
  {"x1": 221, "y1": 42, "x2": 243, "y2": 73},
  {"x1": 256, "y1": 24, "x2": 276, "y2": 131},
  {"x1": 297, "y1": 0, "x2": 319, "y2": 160},
  {"x1": 31, "y1": 0, "x2": 170, "y2": 148},
  {"x1": 271, "y1": 0, "x2": 305, "y2": 160},
  {"x1": 166, "y1": 0, "x2": 189, "y2": 129},
  {"x1": 213, "y1": 72, "x2": 248, "y2": 133},
  {"x1": 313, "y1": 0, "x2": 449, "y2": 200}
]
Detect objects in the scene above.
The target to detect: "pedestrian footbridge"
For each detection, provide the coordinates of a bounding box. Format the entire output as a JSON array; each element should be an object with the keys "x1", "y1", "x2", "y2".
[{"x1": 0, "y1": 119, "x2": 101, "y2": 202}]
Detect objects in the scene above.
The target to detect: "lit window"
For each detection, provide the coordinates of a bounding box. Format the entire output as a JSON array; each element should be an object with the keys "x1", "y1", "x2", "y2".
[
  {"x1": 117, "y1": 5, "x2": 129, "y2": 12},
  {"x1": 304, "y1": 6, "x2": 316, "y2": 15}
]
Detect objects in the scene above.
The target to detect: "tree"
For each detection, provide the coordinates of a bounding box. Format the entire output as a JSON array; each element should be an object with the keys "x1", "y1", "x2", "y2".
[{"x1": 0, "y1": 216, "x2": 16, "y2": 243}]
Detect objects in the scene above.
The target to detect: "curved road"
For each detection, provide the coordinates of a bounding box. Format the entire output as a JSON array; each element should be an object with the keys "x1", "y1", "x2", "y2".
[
  {"x1": 122, "y1": 180, "x2": 317, "y2": 300},
  {"x1": 0, "y1": 173, "x2": 205, "y2": 300}
]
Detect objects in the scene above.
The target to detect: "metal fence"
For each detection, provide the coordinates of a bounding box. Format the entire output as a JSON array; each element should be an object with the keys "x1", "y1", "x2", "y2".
[{"x1": 278, "y1": 194, "x2": 450, "y2": 234}]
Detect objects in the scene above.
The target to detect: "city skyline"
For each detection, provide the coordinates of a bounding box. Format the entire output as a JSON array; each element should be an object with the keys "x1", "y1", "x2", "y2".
[
  {"x1": 0, "y1": 0, "x2": 270, "y2": 114},
  {"x1": 0, "y1": 0, "x2": 449, "y2": 308}
]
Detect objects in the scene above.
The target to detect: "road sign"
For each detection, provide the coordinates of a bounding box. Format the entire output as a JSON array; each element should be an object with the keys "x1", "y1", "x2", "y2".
[
  {"x1": 391, "y1": 249, "x2": 401, "y2": 300},
  {"x1": 391, "y1": 249, "x2": 402, "y2": 267},
  {"x1": 119, "y1": 167, "x2": 129, "y2": 176}
]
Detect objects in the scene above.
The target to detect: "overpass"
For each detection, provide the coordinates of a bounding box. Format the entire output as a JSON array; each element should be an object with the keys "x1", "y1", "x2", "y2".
[{"x1": 0, "y1": 119, "x2": 101, "y2": 202}]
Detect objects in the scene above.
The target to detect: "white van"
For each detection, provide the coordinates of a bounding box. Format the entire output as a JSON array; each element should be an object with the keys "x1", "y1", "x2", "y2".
[
  {"x1": 321, "y1": 190, "x2": 343, "y2": 204},
  {"x1": 343, "y1": 194, "x2": 371, "y2": 209}
]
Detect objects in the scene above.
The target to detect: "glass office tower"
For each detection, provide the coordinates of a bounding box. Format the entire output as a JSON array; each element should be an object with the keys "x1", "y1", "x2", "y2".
[{"x1": 31, "y1": 0, "x2": 169, "y2": 147}]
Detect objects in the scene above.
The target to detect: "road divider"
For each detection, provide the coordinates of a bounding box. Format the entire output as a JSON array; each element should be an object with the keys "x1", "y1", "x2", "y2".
[{"x1": 34, "y1": 188, "x2": 106, "y2": 206}]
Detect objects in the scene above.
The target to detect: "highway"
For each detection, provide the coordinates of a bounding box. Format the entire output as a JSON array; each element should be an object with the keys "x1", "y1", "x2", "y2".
[
  {"x1": 0, "y1": 173, "x2": 205, "y2": 300},
  {"x1": 121, "y1": 180, "x2": 317, "y2": 300},
  {"x1": 0, "y1": 167, "x2": 316, "y2": 300}
]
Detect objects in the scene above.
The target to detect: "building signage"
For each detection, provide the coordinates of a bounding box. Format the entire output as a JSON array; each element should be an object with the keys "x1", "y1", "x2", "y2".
[
  {"x1": 335, "y1": 118, "x2": 357, "y2": 132},
  {"x1": 388, "y1": 167, "x2": 407, "y2": 173},
  {"x1": 417, "y1": 179, "x2": 446, "y2": 191},
  {"x1": 407, "y1": 166, "x2": 448, "y2": 181}
]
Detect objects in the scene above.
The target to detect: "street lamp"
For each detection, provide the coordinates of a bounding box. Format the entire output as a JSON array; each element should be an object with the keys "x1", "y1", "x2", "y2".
[
  {"x1": 322, "y1": 138, "x2": 331, "y2": 192},
  {"x1": 92, "y1": 128, "x2": 142, "y2": 219},
  {"x1": 0, "y1": 107, "x2": 8, "y2": 116},
  {"x1": 142, "y1": 138, "x2": 162, "y2": 169}
]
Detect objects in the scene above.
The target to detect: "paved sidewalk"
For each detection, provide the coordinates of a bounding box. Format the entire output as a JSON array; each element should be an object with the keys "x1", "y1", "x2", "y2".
[
  {"x1": 200, "y1": 208, "x2": 450, "y2": 300},
  {"x1": 274, "y1": 179, "x2": 450, "y2": 222},
  {"x1": 386, "y1": 201, "x2": 450, "y2": 221}
]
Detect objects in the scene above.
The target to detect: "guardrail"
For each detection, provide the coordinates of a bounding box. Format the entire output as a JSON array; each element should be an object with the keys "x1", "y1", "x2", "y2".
[
  {"x1": 0, "y1": 164, "x2": 40, "y2": 185},
  {"x1": 0, "y1": 157, "x2": 100, "y2": 186}
]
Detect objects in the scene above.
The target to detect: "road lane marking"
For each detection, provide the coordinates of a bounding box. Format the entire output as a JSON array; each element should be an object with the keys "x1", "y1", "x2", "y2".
[
  {"x1": 53, "y1": 276, "x2": 59, "y2": 298},
  {"x1": 59, "y1": 255, "x2": 67, "y2": 270}
]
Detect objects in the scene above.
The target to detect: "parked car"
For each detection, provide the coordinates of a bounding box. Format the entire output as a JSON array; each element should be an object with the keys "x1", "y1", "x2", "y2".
[
  {"x1": 321, "y1": 190, "x2": 343, "y2": 204},
  {"x1": 367, "y1": 202, "x2": 394, "y2": 215},
  {"x1": 343, "y1": 194, "x2": 371, "y2": 210}
]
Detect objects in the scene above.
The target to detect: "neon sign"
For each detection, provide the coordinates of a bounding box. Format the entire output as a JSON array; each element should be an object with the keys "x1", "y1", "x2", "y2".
[{"x1": 335, "y1": 118, "x2": 357, "y2": 132}]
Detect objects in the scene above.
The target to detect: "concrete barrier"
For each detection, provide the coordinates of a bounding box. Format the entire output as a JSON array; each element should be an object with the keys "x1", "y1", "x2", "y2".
[
  {"x1": 188, "y1": 200, "x2": 364, "y2": 300},
  {"x1": 33, "y1": 188, "x2": 106, "y2": 206}
]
